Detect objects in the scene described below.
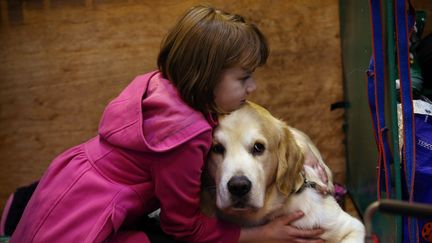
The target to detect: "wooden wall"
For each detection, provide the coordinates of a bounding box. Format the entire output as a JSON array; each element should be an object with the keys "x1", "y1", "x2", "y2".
[{"x1": 0, "y1": 0, "x2": 344, "y2": 212}]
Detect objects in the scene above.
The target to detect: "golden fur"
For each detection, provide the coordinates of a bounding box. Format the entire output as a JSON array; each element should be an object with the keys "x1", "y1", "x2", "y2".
[{"x1": 201, "y1": 101, "x2": 365, "y2": 242}]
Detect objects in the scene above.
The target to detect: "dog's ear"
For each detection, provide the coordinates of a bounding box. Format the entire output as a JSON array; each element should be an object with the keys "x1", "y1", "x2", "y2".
[{"x1": 276, "y1": 125, "x2": 305, "y2": 196}]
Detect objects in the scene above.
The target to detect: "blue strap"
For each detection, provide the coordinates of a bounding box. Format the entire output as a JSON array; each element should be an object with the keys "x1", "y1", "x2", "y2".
[
  {"x1": 394, "y1": 0, "x2": 417, "y2": 242},
  {"x1": 367, "y1": 0, "x2": 394, "y2": 199},
  {"x1": 396, "y1": 0, "x2": 416, "y2": 194},
  {"x1": 368, "y1": 0, "x2": 419, "y2": 241}
]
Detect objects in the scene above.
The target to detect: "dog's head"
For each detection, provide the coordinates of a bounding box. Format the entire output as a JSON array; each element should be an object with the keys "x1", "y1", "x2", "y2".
[{"x1": 206, "y1": 101, "x2": 304, "y2": 219}]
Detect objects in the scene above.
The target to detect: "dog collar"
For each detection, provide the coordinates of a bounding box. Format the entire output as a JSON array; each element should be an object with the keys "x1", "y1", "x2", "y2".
[{"x1": 293, "y1": 171, "x2": 328, "y2": 196}]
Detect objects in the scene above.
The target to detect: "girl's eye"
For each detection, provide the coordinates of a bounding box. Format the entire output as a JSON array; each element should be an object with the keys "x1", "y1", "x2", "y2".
[
  {"x1": 240, "y1": 75, "x2": 251, "y2": 81},
  {"x1": 252, "y1": 142, "x2": 265, "y2": 155},
  {"x1": 212, "y1": 144, "x2": 225, "y2": 154}
]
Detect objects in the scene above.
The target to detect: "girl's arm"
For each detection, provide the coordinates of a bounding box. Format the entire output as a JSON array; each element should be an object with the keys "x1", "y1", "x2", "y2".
[
  {"x1": 239, "y1": 212, "x2": 324, "y2": 243},
  {"x1": 152, "y1": 131, "x2": 240, "y2": 243}
]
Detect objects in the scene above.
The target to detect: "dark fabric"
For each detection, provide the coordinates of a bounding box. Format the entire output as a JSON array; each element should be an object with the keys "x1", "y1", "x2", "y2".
[
  {"x1": 3, "y1": 181, "x2": 183, "y2": 242},
  {"x1": 4, "y1": 181, "x2": 38, "y2": 236},
  {"x1": 417, "y1": 33, "x2": 432, "y2": 90},
  {"x1": 134, "y1": 216, "x2": 185, "y2": 243}
]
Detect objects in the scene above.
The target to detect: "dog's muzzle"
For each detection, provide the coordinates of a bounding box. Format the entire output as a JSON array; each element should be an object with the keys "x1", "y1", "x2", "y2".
[
  {"x1": 224, "y1": 175, "x2": 260, "y2": 211},
  {"x1": 228, "y1": 175, "x2": 252, "y2": 197}
]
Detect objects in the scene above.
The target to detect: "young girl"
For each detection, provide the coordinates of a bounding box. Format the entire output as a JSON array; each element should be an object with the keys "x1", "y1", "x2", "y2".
[{"x1": 11, "y1": 5, "x2": 324, "y2": 243}]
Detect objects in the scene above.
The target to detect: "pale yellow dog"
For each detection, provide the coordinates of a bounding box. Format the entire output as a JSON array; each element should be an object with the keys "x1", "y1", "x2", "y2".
[{"x1": 201, "y1": 101, "x2": 365, "y2": 243}]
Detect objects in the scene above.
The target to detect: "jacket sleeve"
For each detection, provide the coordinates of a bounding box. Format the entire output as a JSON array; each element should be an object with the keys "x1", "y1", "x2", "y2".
[
  {"x1": 106, "y1": 231, "x2": 151, "y2": 243},
  {"x1": 152, "y1": 131, "x2": 240, "y2": 243}
]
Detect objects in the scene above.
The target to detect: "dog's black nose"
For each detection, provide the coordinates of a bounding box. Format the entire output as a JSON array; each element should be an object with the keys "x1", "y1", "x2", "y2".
[{"x1": 228, "y1": 176, "x2": 251, "y2": 197}]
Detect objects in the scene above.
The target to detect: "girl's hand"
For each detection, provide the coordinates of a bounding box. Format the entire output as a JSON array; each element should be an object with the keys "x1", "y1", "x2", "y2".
[
  {"x1": 263, "y1": 211, "x2": 324, "y2": 242},
  {"x1": 239, "y1": 211, "x2": 324, "y2": 243}
]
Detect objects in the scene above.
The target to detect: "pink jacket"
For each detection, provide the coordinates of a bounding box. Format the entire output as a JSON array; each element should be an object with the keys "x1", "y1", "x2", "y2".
[{"x1": 11, "y1": 71, "x2": 240, "y2": 243}]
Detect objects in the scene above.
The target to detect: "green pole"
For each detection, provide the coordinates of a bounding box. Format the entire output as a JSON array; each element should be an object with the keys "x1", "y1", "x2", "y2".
[{"x1": 385, "y1": 1, "x2": 402, "y2": 242}]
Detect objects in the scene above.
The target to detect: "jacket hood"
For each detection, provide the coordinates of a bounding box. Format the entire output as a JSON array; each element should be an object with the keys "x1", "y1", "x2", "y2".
[{"x1": 98, "y1": 71, "x2": 212, "y2": 152}]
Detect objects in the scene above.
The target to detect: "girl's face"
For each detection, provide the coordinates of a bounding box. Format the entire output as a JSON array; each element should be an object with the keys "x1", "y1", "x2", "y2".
[{"x1": 214, "y1": 66, "x2": 256, "y2": 113}]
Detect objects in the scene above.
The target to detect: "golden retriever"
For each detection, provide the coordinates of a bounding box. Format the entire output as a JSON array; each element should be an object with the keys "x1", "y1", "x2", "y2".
[{"x1": 201, "y1": 101, "x2": 365, "y2": 243}]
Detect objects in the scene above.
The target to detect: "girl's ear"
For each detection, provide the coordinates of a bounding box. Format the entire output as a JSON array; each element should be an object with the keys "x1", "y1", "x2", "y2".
[{"x1": 276, "y1": 125, "x2": 305, "y2": 196}]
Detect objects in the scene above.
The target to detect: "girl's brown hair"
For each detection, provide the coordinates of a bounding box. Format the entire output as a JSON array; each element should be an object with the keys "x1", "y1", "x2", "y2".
[{"x1": 158, "y1": 5, "x2": 269, "y2": 113}]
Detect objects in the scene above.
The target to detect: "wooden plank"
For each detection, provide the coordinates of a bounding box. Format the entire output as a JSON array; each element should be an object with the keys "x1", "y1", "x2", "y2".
[{"x1": 0, "y1": 0, "x2": 344, "y2": 214}]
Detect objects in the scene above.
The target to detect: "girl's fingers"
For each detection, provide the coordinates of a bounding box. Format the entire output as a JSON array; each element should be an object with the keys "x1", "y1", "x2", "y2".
[
  {"x1": 294, "y1": 239, "x2": 325, "y2": 243},
  {"x1": 275, "y1": 211, "x2": 305, "y2": 224},
  {"x1": 288, "y1": 227, "x2": 325, "y2": 238}
]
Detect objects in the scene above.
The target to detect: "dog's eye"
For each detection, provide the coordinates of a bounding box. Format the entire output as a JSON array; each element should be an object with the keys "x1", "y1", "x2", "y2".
[
  {"x1": 252, "y1": 142, "x2": 265, "y2": 155},
  {"x1": 212, "y1": 144, "x2": 225, "y2": 154}
]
